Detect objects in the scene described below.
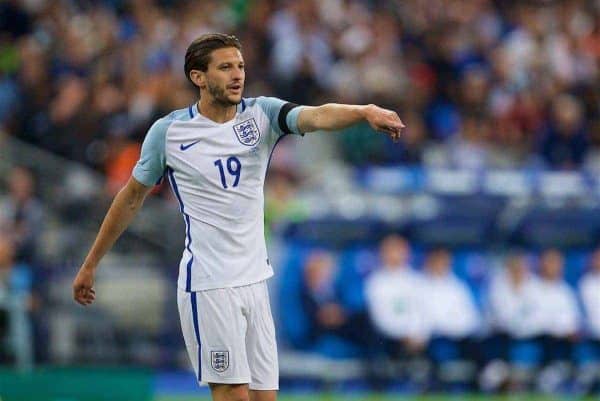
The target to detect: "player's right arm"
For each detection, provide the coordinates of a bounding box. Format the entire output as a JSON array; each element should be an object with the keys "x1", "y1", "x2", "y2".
[
  {"x1": 73, "y1": 178, "x2": 153, "y2": 305},
  {"x1": 256, "y1": 97, "x2": 404, "y2": 143},
  {"x1": 73, "y1": 117, "x2": 168, "y2": 306},
  {"x1": 296, "y1": 103, "x2": 404, "y2": 141}
]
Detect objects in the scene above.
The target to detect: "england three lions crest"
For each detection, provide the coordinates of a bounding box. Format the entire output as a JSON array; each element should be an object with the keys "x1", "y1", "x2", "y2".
[
  {"x1": 211, "y1": 350, "x2": 229, "y2": 372},
  {"x1": 233, "y1": 118, "x2": 261, "y2": 146}
]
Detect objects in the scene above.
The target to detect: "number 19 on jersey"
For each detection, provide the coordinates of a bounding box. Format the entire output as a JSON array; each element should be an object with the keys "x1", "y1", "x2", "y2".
[{"x1": 214, "y1": 156, "x2": 242, "y2": 189}]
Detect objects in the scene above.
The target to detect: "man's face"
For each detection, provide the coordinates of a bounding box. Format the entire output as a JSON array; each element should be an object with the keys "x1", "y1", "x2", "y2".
[
  {"x1": 380, "y1": 236, "x2": 409, "y2": 270},
  {"x1": 508, "y1": 256, "x2": 527, "y2": 285},
  {"x1": 304, "y1": 252, "x2": 335, "y2": 291},
  {"x1": 203, "y1": 47, "x2": 245, "y2": 106},
  {"x1": 540, "y1": 250, "x2": 564, "y2": 281},
  {"x1": 426, "y1": 250, "x2": 451, "y2": 277}
]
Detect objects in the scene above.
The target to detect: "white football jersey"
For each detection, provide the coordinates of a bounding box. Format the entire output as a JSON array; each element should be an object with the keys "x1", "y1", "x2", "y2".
[{"x1": 133, "y1": 97, "x2": 304, "y2": 291}]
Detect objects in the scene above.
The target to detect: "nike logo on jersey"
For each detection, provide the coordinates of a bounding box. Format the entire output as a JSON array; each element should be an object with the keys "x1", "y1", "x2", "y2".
[{"x1": 180, "y1": 140, "x2": 201, "y2": 151}]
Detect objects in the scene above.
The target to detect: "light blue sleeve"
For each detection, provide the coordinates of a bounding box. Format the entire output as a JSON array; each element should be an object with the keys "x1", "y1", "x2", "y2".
[
  {"x1": 132, "y1": 118, "x2": 169, "y2": 186},
  {"x1": 256, "y1": 96, "x2": 305, "y2": 137}
]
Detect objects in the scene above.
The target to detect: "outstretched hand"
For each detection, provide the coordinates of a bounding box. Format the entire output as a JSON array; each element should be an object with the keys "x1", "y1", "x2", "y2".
[
  {"x1": 73, "y1": 265, "x2": 96, "y2": 306},
  {"x1": 364, "y1": 104, "x2": 405, "y2": 142}
]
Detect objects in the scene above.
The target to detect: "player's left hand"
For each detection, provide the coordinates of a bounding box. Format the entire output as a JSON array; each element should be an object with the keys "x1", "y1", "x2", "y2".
[{"x1": 363, "y1": 104, "x2": 405, "y2": 142}]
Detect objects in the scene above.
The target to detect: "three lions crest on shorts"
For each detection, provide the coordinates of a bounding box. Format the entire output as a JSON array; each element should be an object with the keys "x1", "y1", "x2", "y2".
[
  {"x1": 211, "y1": 351, "x2": 229, "y2": 372},
  {"x1": 233, "y1": 118, "x2": 260, "y2": 146}
]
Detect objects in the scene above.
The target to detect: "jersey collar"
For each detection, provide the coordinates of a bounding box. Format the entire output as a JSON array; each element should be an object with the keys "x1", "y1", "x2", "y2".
[{"x1": 189, "y1": 98, "x2": 246, "y2": 120}]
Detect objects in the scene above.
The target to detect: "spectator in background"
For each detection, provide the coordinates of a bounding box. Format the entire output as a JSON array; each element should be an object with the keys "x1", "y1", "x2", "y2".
[
  {"x1": 421, "y1": 248, "x2": 480, "y2": 373},
  {"x1": 365, "y1": 235, "x2": 429, "y2": 360},
  {"x1": 576, "y1": 247, "x2": 600, "y2": 392},
  {"x1": 528, "y1": 249, "x2": 580, "y2": 393},
  {"x1": 300, "y1": 250, "x2": 369, "y2": 355},
  {"x1": 1, "y1": 0, "x2": 599, "y2": 171},
  {"x1": 539, "y1": 94, "x2": 589, "y2": 170},
  {"x1": 0, "y1": 166, "x2": 43, "y2": 264},
  {"x1": 580, "y1": 248, "x2": 600, "y2": 346},
  {"x1": 0, "y1": 233, "x2": 33, "y2": 363},
  {"x1": 396, "y1": 112, "x2": 426, "y2": 165},
  {"x1": 301, "y1": 251, "x2": 343, "y2": 345},
  {"x1": 489, "y1": 253, "x2": 544, "y2": 341},
  {"x1": 9, "y1": 37, "x2": 50, "y2": 144},
  {"x1": 486, "y1": 253, "x2": 545, "y2": 391},
  {"x1": 45, "y1": 75, "x2": 93, "y2": 164},
  {"x1": 268, "y1": 1, "x2": 332, "y2": 102},
  {"x1": 536, "y1": 249, "x2": 580, "y2": 363},
  {"x1": 447, "y1": 114, "x2": 491, "y2": 170}
]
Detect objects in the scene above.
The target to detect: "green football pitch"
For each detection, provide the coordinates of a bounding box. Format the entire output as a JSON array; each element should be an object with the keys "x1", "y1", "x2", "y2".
[{"x1": 154, "y1": 396, "x2": 596, "y2": 401}]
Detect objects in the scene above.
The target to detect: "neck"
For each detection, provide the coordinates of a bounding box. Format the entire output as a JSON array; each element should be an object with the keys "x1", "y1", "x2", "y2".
[{"x1": 197, "y1": 96, "x2": 237, "y2": 123}]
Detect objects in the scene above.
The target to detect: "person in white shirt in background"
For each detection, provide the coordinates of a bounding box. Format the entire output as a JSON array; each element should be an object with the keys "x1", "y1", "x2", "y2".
[
  {"x1": 537, "y1": 249, "x2": 580, "y2": 362},
  {"x1": 422, "y1": 248, "x2": 479, "y2": 340},
  {"x1": 484, "y1": 252, "x2": 546, "y2": 391},
  {"x1": 489, "y1": 253, "x2": 545, "y2": 342},
  {"x1": 576, "y1": 247, "x2": 600, "y2": 393},
  {"x1": 579, "y1": 248, "x2": 600, "y2": 344},
  {"x1": 421, "y1": 248, "x2": 480, "y2": 370},
  {"x1": 531, "y1": 249, "x2": 581, "y2": 393},
  {"x1": 365, "y1": 235, "x2": 429, "y2": 359}
]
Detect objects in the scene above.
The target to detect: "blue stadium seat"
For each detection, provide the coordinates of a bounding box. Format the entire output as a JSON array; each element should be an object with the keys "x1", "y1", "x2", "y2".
[
  {"x1": 564, "y1": 250, "x2": 590, "y2": 288},
  {"x1": 312, "y1": 334, "x2": 363, "y2": 359},
  {"x1": 452, "y1": 249, "x2": 491, "y2": 309},
  {"x1": 336, "y1": 247, "x2": 377, "y2": 314},
  {"x1": 509, "y1": 339, "x2": 543, "y2": 367},
  {"x1": 574, "y1": 341, "x2": 600, "y2": 365}
]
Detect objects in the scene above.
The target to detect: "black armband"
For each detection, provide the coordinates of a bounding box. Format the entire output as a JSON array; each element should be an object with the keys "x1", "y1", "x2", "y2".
[{"x1": 278, "y1": 102, "x2": 300, "y2": 135}]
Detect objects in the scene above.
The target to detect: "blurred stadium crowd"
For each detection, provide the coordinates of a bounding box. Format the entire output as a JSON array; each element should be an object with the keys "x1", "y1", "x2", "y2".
[
  {"x1": 1, "y1": 0, "x2": 600, "y2": 174},
  {"x1": 1, "y1": 0, "x2": 600, "y2": 396}
]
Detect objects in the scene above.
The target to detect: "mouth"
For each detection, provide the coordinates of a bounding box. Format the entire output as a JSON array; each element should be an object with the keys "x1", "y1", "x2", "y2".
[{"x1": 227, "y1": 83, "x2": 243, "y2": 93}]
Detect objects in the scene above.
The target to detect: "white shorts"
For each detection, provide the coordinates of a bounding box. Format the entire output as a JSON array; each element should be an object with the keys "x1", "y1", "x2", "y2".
[{"x1": 177, "y1": 280, "x2": 278, "y2": 390}]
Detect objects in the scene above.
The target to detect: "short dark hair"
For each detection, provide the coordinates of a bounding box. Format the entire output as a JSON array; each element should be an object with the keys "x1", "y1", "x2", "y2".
[{"x1": 184, "y1": 33, "x2": 242, "y2": 85}]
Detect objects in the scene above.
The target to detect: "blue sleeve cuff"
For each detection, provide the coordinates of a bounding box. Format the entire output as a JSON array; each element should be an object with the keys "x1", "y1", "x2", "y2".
[
  {"x1": 132, "y1": 165, "x2": 161, "y2": 187},
  {"x1": 286, "y1": 105, "x2": 305, "y2": 136},
  {"x1": 132, "y1": 117, "x2": 169, "y2": 186}
]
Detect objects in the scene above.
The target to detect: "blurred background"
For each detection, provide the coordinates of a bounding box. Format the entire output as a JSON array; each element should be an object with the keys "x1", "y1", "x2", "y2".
[{"x1": 1, "y1": 0, "x2": 600, "y2": 400}]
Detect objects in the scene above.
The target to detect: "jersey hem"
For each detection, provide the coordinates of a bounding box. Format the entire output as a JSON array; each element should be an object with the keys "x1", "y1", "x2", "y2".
[{"x1": 179, "y1": 271, "x2": 274, "y2": 292}]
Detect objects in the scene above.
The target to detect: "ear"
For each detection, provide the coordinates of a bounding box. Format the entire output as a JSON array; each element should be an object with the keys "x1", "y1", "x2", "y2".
[{"x1": 189, "y1": 70, "x2": 205, "y2": 89}]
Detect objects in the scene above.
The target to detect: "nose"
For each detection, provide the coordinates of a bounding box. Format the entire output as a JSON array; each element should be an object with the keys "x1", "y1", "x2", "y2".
[{"x1": 232, "y1": 66, "x2": 244, "y2": 80}]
